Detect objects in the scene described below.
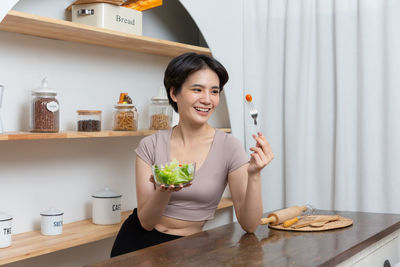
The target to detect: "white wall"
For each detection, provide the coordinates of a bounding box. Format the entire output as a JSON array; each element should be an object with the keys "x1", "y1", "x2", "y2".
[
  {"x1": 0, "y1": 1, "x2": 230, "y2": 266},
  {"x1": 180, "y1": 0, "x2": 244, "y2": 143}
]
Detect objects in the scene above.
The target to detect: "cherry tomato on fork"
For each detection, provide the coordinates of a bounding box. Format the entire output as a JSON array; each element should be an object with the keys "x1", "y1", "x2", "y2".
[{"x1": 245, "y1": 94, "x2": 252, "y2": 102}]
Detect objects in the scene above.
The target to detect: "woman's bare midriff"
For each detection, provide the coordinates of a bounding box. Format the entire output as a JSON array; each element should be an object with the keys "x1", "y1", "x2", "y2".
[{"x1": 154, "y1": 215, "x2": 206, "y2": 236}]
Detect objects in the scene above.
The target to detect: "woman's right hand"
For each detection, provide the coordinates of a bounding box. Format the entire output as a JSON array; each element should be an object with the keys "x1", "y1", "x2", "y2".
[{"x1": 149, "y1": 175, "x2": 192, "y2": 192}]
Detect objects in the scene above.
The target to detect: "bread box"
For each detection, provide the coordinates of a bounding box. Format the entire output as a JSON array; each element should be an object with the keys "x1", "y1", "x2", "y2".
[{"x1": 72, "y1": 3, "x2": 142, "y2": 35}]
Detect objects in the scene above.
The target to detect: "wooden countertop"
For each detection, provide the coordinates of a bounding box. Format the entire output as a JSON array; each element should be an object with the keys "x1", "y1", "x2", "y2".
[{"x1": 87, "y1": 210, "x2": 400, "y2": 267}]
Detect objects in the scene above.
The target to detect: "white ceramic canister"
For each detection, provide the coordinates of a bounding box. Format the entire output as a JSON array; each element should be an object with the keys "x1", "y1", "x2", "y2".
[
  {"x1": 40, "y1": 208, "x2": 63, "y2": 236},
  {"x1": 92, "y1": 188, "x2": 122, "y2": 225},
  {"x1": 0, "y1": 212, "x2": 12, "y2": 248}
]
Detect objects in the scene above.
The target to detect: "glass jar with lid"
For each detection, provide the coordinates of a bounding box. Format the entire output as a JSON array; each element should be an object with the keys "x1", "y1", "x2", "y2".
[
  {"x1": 113, "y1": 104, "x2": 138, "y2": 131},
  {"x1": 149, "y1": 87, "x2": 172, "y2": 130},
  {"x1": 77, "y1": 110, "x2": 102, "y2": 132},
  {"x1": 30, "y1": 78, "x2": 59, "y2": 132}
]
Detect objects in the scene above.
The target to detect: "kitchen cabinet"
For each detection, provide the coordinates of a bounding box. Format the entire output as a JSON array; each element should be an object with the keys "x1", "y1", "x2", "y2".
[
  {"x1": 88, "y1": 210, "x2": 400, "y2": 267},
  {"x1": 337, "y1": 228, "x2": 400, "y2": 266}
]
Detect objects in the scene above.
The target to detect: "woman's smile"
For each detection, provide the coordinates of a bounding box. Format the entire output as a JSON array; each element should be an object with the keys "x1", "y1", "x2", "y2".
[{"x1": 194, "y1": 106, "x2": 211, "y2": 116}]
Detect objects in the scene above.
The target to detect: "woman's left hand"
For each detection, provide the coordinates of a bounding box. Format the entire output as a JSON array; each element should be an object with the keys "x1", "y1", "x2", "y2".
[
  {"x1": 149, "y1": 175, "x2": 192, "y2": 192},
  {"x1": 248, "y1": 132, "x2": 274, "y2": 175}
]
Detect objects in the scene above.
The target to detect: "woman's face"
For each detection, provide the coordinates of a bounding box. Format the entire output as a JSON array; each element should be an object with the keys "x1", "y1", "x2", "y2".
[{"x1": 171, "y1": 67, "x2": 220, "y2": 126}]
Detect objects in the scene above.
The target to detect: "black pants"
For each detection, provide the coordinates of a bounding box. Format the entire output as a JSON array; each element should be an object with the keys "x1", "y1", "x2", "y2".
[{"x1": 110, "y1": 208, "x2": 183, "y2": 257}]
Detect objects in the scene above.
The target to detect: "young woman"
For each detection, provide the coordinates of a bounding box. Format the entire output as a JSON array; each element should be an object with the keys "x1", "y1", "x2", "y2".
[{"x1": 111, "y1": 53, "x2": 274, "y2": 257}]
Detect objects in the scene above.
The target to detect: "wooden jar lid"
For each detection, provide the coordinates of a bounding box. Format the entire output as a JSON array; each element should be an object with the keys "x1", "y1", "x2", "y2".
[{"x1": 76, "y1": 110, "x2": 102, "y2": 115}]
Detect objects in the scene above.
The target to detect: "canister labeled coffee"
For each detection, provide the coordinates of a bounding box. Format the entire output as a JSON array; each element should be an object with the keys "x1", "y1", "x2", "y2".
[{"x1": 92, "y1": 188, "x2": 122, "y2": 225}]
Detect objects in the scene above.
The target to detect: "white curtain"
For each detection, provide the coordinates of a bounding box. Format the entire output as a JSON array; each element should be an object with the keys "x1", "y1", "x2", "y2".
[{"x1": 244, "y1": 0, "x2": 400, "y2": 214}]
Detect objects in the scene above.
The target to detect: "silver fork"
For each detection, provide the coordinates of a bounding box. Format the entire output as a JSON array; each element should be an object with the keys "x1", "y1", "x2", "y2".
[{"x1": 245, "y1": 100, "x2": 258, "y2": 125}]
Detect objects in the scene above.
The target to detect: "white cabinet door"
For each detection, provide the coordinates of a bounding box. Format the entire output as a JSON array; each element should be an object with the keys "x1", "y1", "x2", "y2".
[{"x1": 337, "y1": 229, "x2": 400, "y2": 267}]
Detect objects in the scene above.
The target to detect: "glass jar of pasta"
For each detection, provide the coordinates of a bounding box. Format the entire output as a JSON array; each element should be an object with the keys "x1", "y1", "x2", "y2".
[
  {"x1": 149, "y1": 87, "x2": 172, "y2": 130},
  {"x1": 113, "y1": 104, "x2": 137, "y2": 131}
]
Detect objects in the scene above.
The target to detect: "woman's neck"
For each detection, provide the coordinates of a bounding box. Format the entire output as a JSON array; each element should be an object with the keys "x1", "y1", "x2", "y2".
[{"x1": 172, "y1": 122, "x2": 214, "y2": 147}]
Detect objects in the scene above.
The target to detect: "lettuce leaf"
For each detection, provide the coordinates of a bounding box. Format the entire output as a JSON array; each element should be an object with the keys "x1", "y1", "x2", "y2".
[{"x1": 154, "y1": 159, "x2": 194, "y2": 185}]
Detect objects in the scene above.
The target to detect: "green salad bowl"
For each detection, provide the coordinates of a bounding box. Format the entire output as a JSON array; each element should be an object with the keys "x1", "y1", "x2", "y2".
[{"x1": 152, "y1": 160, "x2": 196, "y2": 188}]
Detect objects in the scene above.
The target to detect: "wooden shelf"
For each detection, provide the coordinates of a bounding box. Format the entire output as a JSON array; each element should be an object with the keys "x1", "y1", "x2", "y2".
[
  {"x1": 0, "y1": 198, "x2": 233, "y2": 265},
  {"x1": 0, "y1": 130, "x2": 156, "y2": 141},
  {"x1": 216, "y1": 197, "x2": 235, "y2": 210},
  {"x1": 0, "y1": 128, "x2": 231, "y2": 141},
  {"x1": 0, "y1": 10, "x2": 211, "y2": 58}
]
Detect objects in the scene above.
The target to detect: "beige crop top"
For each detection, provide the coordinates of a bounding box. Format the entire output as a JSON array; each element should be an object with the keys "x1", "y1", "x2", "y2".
[{"x1": 135, "y1": 128, "x2": 249, "y2": 221}]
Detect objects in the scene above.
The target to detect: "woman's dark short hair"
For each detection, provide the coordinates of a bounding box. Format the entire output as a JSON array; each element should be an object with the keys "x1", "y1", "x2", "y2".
[{"x1": 163, "y1": 52, "x2": 229, "y2": 113}]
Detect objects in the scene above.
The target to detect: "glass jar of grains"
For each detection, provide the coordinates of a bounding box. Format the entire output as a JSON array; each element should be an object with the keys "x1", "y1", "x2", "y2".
[
  {"x1": 149, "y1": 87, "x2": 172, "y2": 130},
  {"x1": 77, "y1": 110, "x2": 102, "y2": 132},
  {"x1": 30, "y1": 78, "x2": 59, "y2": 132},
  {"x1": 113, "y1": 104, "x2": 137, "y2": 131}
]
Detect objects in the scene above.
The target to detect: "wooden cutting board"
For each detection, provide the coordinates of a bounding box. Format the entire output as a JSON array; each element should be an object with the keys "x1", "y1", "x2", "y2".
[{"x1": 269, "y1": 215, "x2": 353, "y2": 232}]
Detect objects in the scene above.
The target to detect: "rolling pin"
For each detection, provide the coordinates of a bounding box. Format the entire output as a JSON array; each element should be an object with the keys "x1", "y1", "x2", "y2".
[{"x1": 260, "y1": 205, "x2": 307, "y2": 226}]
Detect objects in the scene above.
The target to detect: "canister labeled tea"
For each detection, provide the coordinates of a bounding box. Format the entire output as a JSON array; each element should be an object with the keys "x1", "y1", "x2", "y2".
[
  {"x1": 40, "y1": 208, "x2": 63, "y2": 236},
  {"x1": 0, "y1": 212, "x2": 12, "y2": 248},
  {"x1": 92, "y1": 188, "x2": 122, "y2": 225}
]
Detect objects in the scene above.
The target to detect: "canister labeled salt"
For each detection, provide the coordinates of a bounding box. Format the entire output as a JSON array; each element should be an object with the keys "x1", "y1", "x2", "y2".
[
  {"x1": 0, "y1": 212, "x2": 12, "y2": 248},
  {"x1": 92, "y1": 188, "x2": 122, "y2": 225},
  {"x1": 40, "y1": 208, "x2": 63, "y2": 236}
]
